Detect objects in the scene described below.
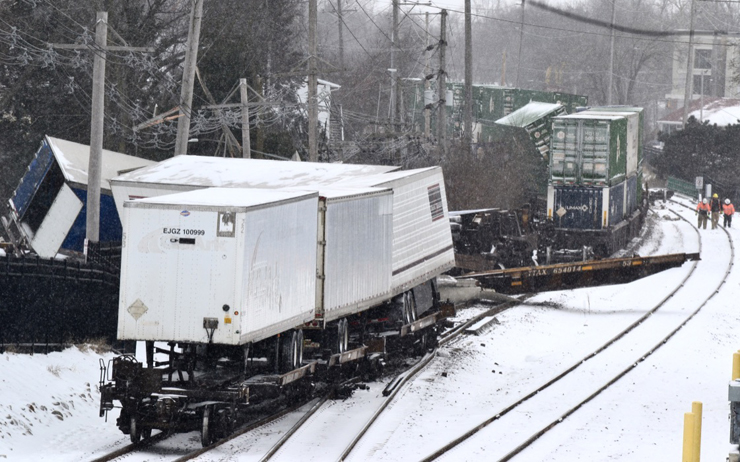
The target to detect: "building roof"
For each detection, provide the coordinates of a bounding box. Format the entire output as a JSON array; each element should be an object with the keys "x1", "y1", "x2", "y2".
[{"x1": 658, "y1": 98, "x2": 740, "y2": 126}]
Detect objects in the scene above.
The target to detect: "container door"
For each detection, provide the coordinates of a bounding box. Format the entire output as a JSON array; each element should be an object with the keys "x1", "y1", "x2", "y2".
[
  {"x1": 553, "y1": 186, "x2": 603, "y2": 230},
  {"x1": 580, "y1": 121, "x2": 610, "y2": 186},
  {"x1": 609, "y1": 182, "x2": 625, "y2": 225},
  {"x1": 30, "y1": 183, "x2": 83, "y2": 258},
  {"x1": 550, "y1": 121, "x2": 579, "y2": 185}
]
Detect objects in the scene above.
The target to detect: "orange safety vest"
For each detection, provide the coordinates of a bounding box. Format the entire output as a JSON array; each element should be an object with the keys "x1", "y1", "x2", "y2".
[
  {"x1": 697, "y1": 202, "x2": 711, "y2": 214},
  {"x1": 723, "y1": 203, "x2": 735, "y2": 215}
]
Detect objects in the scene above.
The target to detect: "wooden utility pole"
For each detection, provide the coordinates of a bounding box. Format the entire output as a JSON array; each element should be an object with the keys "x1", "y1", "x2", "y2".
[
  {"x1": 515, "y1": 0, "x2": 525, "y2": 87},
  {"x1": 337, "y1": 0, "x2": 344, "y2": 78},
  {"x1": 390, "y1": 0, "x2": 399, "y2": 129},
  {"x1": 463, "y1": 0, "x2": 473, "y2": 144},
  {"x1": 607, "y1": 0, "x2": 616, "y2": 105},
  {"x1": 682, "y1": 0, "x2": 696, "y2": 128},
  {"x1": 437, "y1": 10, "x2": 447, "y2": 154},
  {"x1": 174, "y1": 0, "x2": 204, "y2": 156},
  {"x1": 53, "y1": 12, "x2": 153, "y2": 244},
  {"x1": 240, "y1": 79, "x2": 251, "y2": 158},
  {"x1": 87, "y1": 11, "x2": 107, "y2": 244},
  {"x1": 309, "y1": 0, "x2": 319, "y2": 161},
  {"x1": 424, "y1": 12, "x2": 431, "y2": 138}
]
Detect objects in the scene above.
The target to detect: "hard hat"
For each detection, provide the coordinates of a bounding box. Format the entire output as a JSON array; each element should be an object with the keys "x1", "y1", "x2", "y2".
[
  {"x1": 726, "y1": 198, "x2": 731, "y2": 204},
  {"x1": 713, "y1": 193, "x2": 718, "y2": 198},
  {"x1": 703, "y1": 198, "x2": 708, "y2": 204}
]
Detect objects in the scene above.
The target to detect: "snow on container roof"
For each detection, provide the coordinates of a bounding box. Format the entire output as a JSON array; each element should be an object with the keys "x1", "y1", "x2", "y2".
[
  {"x1": 334, "y1": 166, "x2": 441, "y2": 189},
  {"x1": 112, "y1": 155, "x2": 399, "y2": 189},
  {"x1": 127, "y1": 187, "x2": 317, "y2": 210},
  {"x1": 553, "y1": 113, "x2": 626, "y2": 121},
  {"x1": 495, "y1": 102, "x2": 563, "y2": 127},
  {"x1": 47, "y1": 136, "x2": 155, "y2": 190}
]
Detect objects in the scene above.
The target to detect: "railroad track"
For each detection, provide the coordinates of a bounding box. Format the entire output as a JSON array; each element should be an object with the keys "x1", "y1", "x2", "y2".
[
  {"x1": 328, "y1": 202, "x2": 732, "y2": 461},
  {"x1": 87, "y1": 299, "x2": 517, "y2": 462},
  {"x1": 419, "y1": 204, "x2": 733, "y2": 461}
]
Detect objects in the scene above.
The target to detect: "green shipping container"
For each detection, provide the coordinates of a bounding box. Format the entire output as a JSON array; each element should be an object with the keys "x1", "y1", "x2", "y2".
[
  {"x1": 550, "y1": 114, "x2": 628, "y2": 187},
  {"x1": 582, "y1": 106, "x2": 644, "y2": 177},
  {"x1": 495, "y1": 101, "x2": 566, "y2": 161}
]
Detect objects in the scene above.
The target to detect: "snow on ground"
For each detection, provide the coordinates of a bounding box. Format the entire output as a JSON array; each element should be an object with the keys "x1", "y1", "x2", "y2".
[{"x1": 1, "y1": 196, "x2": 738, "y2": 461}]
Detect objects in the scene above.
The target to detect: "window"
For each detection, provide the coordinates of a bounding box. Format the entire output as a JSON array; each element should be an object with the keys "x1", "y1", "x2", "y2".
[
  {"x1": 693, "y1": 74, "x2": 712, "y2": 96},
  {"x1": 695, "y1": 49, "x2": 712, "y2": 69}
]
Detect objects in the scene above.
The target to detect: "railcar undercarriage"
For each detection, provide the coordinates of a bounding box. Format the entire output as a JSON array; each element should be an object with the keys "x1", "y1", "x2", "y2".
[{"x1": 98, "y1": 285, "x2": 448, "y2": 447}]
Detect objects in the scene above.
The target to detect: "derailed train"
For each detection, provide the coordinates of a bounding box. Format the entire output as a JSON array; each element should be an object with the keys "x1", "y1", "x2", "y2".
[
  {"x1": 98, "y1": 157, "x2": 455, "y2": 445},
  {"x1": 451, "y1": 105, "x2": 648, "y2": 272}
]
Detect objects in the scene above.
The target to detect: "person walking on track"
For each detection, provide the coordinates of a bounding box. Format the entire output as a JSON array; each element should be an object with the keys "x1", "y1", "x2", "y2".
[
  {"x1": 723, "y1": 198, "x2": 735, "y2": 228},
  {"x1": 710, "y1": 193, "x2": 722, "y2": 229},
  {"x1": 697, "y1": 198, "x2": 710, "y2": 229}
]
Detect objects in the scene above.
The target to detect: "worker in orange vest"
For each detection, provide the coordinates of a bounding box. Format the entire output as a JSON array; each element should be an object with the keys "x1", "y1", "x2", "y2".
[
  {"x1": 723, "y1": 198, "x2": 735, "y2": 228},
  {"x1": 696, "y1": 198, "x2": 710, "y2": 229}
]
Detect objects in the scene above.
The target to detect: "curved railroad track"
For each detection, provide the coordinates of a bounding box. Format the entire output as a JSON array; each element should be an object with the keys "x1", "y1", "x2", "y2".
[
  {"x1": 326, "y1": 201, "x2": 731, "y2": 461},
  {"x1": 418, "y1": 202, "x2": 733, "y2": 461}
]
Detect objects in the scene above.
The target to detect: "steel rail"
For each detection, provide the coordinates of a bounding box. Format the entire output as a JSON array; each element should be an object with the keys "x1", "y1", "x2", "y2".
[{"x1": 423, "y1": 203, "x2": 730, "y2": 461}]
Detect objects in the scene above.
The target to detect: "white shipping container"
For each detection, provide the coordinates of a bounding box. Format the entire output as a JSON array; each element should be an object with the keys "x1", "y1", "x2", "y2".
[
  {"x1": 118, "y1": 188, "x2": 319, "y2": 345},
  {"x1": 110, "y1": 156, "x2": 398, "y2": 220},
  {"x1": 317, "y1": 187, "x2": 393, "y2": 322},
  {"x1": 337, "y1": 167, "x2": 455, "y2": 294}
]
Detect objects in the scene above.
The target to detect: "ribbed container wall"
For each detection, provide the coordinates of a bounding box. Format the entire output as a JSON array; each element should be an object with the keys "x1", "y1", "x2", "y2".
[
  {"x1": 118, "y1": 189, "x2": 318, "y2": 345},
  {"x1": 322, "y1": 191, "x2": 393, "y2": 321},
  {"x1": 355, "y1": 168, "x2": 455, "y2": 294}
]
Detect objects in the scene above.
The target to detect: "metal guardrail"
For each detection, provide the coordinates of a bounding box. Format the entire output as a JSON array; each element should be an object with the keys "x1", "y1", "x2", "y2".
[{"x1": 667, "y1": 176, "x2": 696, "y2": 197}]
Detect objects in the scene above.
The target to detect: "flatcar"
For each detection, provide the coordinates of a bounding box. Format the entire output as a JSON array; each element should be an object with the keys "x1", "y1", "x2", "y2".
[{"x1": 98, "y1": 157, "x2": 455, "y2": 445}]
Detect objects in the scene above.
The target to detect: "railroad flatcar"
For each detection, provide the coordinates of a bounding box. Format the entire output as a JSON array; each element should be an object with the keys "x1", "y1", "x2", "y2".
[{"x1": 99, "y1": 157, "x2": 455, "y2": 445}]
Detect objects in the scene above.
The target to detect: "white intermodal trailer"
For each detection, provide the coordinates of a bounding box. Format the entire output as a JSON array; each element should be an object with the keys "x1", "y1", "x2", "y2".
[
  {"x1": 336, "y1": 167, "x2": 455, "y2": 301},
  {"x1": 109, "y1": 155, "x2": 398, "y2": 219},
  {"x1": 118, "y1": 187, "x2": 319, "y2": 346}
]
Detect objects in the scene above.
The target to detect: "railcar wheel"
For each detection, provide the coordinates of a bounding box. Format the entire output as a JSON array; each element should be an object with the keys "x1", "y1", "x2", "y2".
[
  {"x1": 403, "y1": 292, "x2": 417, "y2": 324},
  {"x1": 337, "y1": 319, "x2": 349, "y2": 353},
  {"x1": 289, "y1": 331, "x2": 300, "y2": 369},
  {"x1": 129, "y1": 415, "x2": 140, "y2": 444},
  {"x1": 296, "y1": 329, "x2": 304, "y2": 366},
  {"x1": 201, "y1": 405, "x2": 213, "y2": 447}
]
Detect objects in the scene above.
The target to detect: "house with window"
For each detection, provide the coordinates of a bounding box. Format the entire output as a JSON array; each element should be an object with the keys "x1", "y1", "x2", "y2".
[{"x1": 665, "y1": 31, "x2": 740, "y2": 112}]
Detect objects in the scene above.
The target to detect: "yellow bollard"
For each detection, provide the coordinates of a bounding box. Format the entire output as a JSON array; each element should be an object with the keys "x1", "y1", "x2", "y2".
[
  {"x1": 692, "y1": 402, "x2": 702, "y2": 462},
  {"x1": 734, "y1": 352, "x2": 740, "y2": 381},
  {"x1": 682, "y1": 412, "x2": 695, "y2": 462}
]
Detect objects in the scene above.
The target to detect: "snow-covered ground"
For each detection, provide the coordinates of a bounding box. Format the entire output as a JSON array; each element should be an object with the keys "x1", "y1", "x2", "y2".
[{"x1": 2, "y1": 197, "x2": 738, "y2": 461}]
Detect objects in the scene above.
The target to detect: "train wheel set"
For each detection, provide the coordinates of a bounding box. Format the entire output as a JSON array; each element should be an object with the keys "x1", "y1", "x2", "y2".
[{"x1": 98, "y1": 287, "x2": 449, "y2": 446}]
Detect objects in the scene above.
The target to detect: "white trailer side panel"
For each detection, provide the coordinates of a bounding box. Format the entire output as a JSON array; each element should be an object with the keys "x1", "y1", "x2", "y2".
[
  {"x1": 118, "y1": 188, "x2": 318, "y2": 345},
  {"x1": 339, "y1": 168, "x2": 455, "y2": 295},
  {"x1": 321, "y1": 189, "x2": 393, "y2": 322}
]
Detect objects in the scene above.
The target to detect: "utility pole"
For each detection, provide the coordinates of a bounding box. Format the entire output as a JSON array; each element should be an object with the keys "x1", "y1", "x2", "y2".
[
  {"x1": 337, "y1": 0, "x2": 344, "y2": 79},
  {"x1": 463, "y1": 0, "x2": 473, "y2": 145},
  {"x1": 53, "y1": 12, "x2": 153, "y2": 244},
  {"x1": 424, "y1": 12, "x2": 431, "y2": 138},
  {"x1": 515, "y1": 0, "x2": 525, "y2": 88},
  {"x1": 682, "y1": 0, "x2": 696, "y2": 128},
  {"x1": 390, "y1": 0, "x2": 399, "y2": 129},
  {"x1": 607, "y1": 0, "x2": 616, "y2": 105},
  {"x1": 87, "y1": 11, "x2": 107, "y2": 245},
  {"x1": 174, "y1": 0, "x2": 204, "y2": 156},
  {"x1": 437, "y1": 9, "x2": 447, "y2": 154},
  {"x1": 309, "y1": 0, "x2": 319, "y2": 161},
  {"x1": 240, "y1": 78, "x2": 251, "y2": 158}
]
